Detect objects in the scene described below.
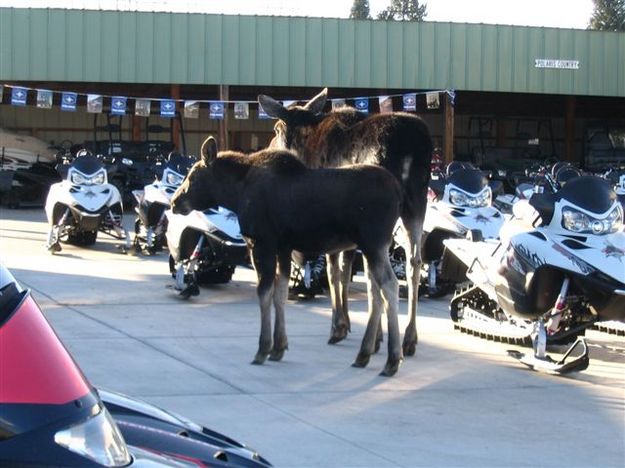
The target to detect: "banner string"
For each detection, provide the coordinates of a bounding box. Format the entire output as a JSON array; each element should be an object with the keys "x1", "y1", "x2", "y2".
[{"x1": 1, "y1": 83, "x2": 453, "y2": 106}]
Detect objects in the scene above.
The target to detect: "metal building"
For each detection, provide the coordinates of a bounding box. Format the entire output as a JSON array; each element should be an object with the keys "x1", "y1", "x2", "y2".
[{"x1": 1, "y1": 7, "x2": 624, "y2": 165}]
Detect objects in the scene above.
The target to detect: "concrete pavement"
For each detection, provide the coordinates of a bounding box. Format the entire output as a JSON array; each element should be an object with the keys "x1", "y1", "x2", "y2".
[{"x1": 1, "y1": 207, "x2": 624, "y2": 467}]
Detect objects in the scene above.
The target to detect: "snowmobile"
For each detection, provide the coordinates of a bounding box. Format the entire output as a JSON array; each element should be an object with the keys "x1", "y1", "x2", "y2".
[
  {"x1": 494, "y1": 161, "x2": 581, "y2": 215},
  {"x1": 166, "y1": 206, "x2": 248, "y2": 298},
  {"x1": 412, "y1": 161, "x2": 506, "y2": 297},
  {"x1": 0, "y1": 263, "x2": 272, "y2": 467},
  {"x1": 44, "y1": 149, "x2": 130, "y2": 253},
  {"x1": 132, "y1": 151, "x2": 196, "y2": 254},
  {"x1": 443, "y1": 175, "x2": 625, "y2": 374},
  {"x1": 289, "y1": 252, "x2": 328, "y2": 300}
]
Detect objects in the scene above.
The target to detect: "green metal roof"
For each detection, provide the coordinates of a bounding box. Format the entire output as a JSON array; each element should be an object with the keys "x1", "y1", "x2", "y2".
[{"x1": 1, "y1": 7, "x2": 623, "y2": 97}]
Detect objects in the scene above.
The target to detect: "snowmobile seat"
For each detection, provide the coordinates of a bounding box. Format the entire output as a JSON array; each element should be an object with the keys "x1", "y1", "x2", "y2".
[{"x1": 529, "y1": 192, "x2": 556, "y2": 225}]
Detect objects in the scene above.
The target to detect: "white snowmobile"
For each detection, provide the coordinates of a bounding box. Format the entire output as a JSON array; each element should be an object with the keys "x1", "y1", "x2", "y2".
[
  {"x1": 132, "y1": 152, "x2": 196, "y2": 254},
  {"x1": 443, "y1": 175, "x2": 625, "y2": 374},
  {"x1": 403, "y1": 161, "x2": 506, "y2": 297},
  {"x1": 165, "y1": 207, "x2": 248, "y2": 298},
  {"x1": 44, "y1": 150, "x2": 130, "y2": 253}
]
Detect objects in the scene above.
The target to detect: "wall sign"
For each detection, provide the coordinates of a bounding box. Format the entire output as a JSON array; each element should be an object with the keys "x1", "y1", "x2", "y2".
[{"x1": 535, "y1": 59, "x2": 580, "y2": 70}]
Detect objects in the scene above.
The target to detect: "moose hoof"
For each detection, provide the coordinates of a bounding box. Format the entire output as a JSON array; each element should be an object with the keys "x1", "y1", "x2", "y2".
[
  {"x1": 328, "y1": 325, "x2": 349, "y2": 345},
  {"x1": 402, "y1": 334, "x2": 418, "y2": 357},
  {"x1": 269, "y1": 348, "x2": 286, "y2": 361},
  {"x1": 352, "y1": 352, "x2": 370, "y2": 368},
  {"x1": 252, "y1": 352, "x2": 269, "y2": 365},
  {"x1": 380, "y1": 356, "x2": 404, "y2": 377},
  {"x1": 178, "y1": 283, "x2": 200, "y2": 299},
  {"x1": 47, "y1": 242, "x2": 61, "y2": 254}
]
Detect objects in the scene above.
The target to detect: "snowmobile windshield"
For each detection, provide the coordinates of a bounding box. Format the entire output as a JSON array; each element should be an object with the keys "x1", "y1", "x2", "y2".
[
  {"x1": 166, "y1": 153, "x2": 195, "y2": 176},
  {"x1": 447, "y1": 168, "x2": 488, "y2": 195},
  {"x1": 557, "y1": 176, "x2": 616, "y2": 215},
  {"x1": 69, "y1": 154, "x2": 105, "y2": 176}
]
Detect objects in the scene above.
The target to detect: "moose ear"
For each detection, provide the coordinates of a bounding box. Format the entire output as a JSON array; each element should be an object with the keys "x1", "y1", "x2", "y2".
[
  {"x1": 304, "y1": 88, "x2": 328, "y2": 115},
  {"x1": 201, "y1": 136, "x2": 218, "y2": 164},
  {"x1": 258, "y1": 94, "x2": 289, "y2": 120}
]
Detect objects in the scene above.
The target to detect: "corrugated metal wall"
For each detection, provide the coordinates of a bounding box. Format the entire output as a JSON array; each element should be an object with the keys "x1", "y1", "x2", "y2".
[{"x1": 1, "y1": 8, "x2": 623, "y2": 97}]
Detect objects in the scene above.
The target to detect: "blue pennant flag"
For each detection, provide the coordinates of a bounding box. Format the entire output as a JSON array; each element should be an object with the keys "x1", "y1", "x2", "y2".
[
  {"x1": 209, "y1": 102, "x2": 225, "y2": 120},
  {"x1": 61, "y1": 92, "x2": 77, "y2": 111},
  {"x1": 354, "y1": 98, "x2": 368, "y2": 114},
  {"x1": 111, "y1": 96, "x2": 127, "y2": 115},
  {"x1": 11, "y1": 87, "x2": 28, "y2": 106},
  {"x1": 403, "y1": 93, "x2": 417, "y2": 111},
  {"x1": 161, "y1": 100, "x2": 176, "y2": 118}
]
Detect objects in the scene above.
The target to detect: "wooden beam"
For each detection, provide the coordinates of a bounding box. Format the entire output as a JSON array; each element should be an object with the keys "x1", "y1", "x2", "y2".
[
  {"x1": 564, "y1": 96, "x2": 576, "y2": 162},
  {"x1": 443, "y1": 92, "x2": 455, "y2": 164},
  {"x1": 218, "y1": 85, "x2": 230, "y2": 150},
  {"x1": 171, "y1": 84, "x2": 181, "y2": 150},
  {"x1": 131, "y1": 115, "x2": 142, "y2": 141}
]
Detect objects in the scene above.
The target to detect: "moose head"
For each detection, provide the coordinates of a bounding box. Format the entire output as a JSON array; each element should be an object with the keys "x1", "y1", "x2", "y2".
[
  {"x1": 258, "y1": 88, "x2": 328, "y2": 153},
  {"x1": 170, "y1": 137, "x2": 220, "y2": 216}
]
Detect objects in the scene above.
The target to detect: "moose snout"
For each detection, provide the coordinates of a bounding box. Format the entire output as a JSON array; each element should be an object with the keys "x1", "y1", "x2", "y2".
[{"x1": 170, "y1": 190, "x2": 192, "y2": 216}]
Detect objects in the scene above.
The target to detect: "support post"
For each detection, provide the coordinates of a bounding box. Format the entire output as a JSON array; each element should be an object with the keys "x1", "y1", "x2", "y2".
[
  {"x1": 564, "y1": 96, "x2": 576, "y2": 163},
  {"x1": 171, "y1": 84, "x2": 181, "y2": 150},
  {"x1": 443, "y1": 92, "x2": 455, "y2": 164},
  {"x1": 218, "y1": 85, "x2": 230, "y2": 150},
  {"x1": 132, "y1": 115, "x2": 142, "y2": 142}
]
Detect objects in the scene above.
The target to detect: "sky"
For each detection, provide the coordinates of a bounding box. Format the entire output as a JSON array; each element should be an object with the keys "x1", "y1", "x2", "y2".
[{"x1": 0, "y1": 0, "x2": 596, "y2": 29}]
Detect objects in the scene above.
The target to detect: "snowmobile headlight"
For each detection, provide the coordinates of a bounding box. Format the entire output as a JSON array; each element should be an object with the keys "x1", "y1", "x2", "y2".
[
  {"x1": 449, "y1": 188, "x2": 491, "y2": 208},
  {"x1": 164, "y1": 169, "x2": 185, "y2": 187},
  {"x1": 121, "y1": 158, "x2": 133, "y2": 166},
  {"x1": 562, "y1": 205, "x2": 623, "y2": 235},
  {"x1": 70, "y1": 171, "x2": 87, "y2": 185},
  {"x1": 55, "y1": 405, "x2": 131, "y2": 467},
  {"x1": 90, "y1": 170, "x2": 107, "y2": 185}
]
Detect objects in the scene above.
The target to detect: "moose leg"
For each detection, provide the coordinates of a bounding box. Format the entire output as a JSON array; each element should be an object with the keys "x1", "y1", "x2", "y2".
[
  {"x1": 327, "y1": 252, "x2": 350, "y2": 344},
  {"x1": 270, "y1": 249, "x2": 291, "y2": 361},
  {"x1": 353, "y1": 249, "x2": 401, "y2": 375},
  {"x1": 373, "y1": 249, "x2": 402, "y2": 376},
  {"x1": 402, "y1": 216, "x2": 425, "y2": 357},
  {"x1": 251, "y1": 246, "x2": 277, "y2": 365}
]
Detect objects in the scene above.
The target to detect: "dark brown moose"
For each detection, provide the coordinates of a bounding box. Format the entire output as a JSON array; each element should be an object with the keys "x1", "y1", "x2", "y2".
[
  {"x1": 258, "y1": 89, "x2": 433, "y2": 357},
  {"x1": 171, "y1": 138, "x2": 405, "y2": 376}
]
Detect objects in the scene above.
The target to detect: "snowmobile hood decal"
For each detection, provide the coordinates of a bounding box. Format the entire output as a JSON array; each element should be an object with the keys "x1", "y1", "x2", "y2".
[{"x1": 602, "y1": 239, "x2": 625, "y2": 262}]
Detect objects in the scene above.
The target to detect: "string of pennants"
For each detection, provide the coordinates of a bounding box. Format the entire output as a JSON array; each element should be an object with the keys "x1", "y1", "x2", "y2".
[{"x1": 0, "y1": 84, "x2": 455, "y2": 120}]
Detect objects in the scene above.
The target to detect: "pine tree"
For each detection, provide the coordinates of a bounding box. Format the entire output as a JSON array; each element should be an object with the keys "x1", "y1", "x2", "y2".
[
  {"x1": 588, "y1": 0, "x2": 625, "y2": 31},
  {"x1": 350, "y1": 0, "x2": 372, "y2": 20},
  {"x1": 377, "y1": 0, "x2": 427, "y2": 21}
]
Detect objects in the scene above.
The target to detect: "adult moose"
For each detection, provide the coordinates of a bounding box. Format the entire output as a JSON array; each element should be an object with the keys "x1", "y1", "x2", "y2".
[
  {"x1": 171, "y1": 138, "x2": 405, "y2": 376},
  {"x1": 258, "y1": 89, "x2": 433, "y2": 357}
]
